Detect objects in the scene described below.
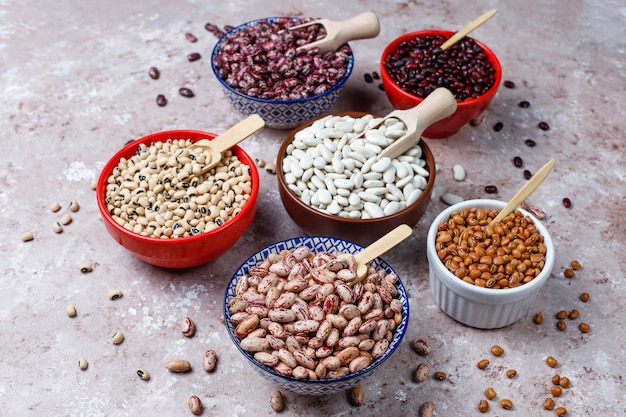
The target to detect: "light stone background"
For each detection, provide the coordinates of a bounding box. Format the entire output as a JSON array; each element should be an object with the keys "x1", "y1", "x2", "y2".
[{"x1": 1, "y1": 0, "x2": 625, "y2": 416}]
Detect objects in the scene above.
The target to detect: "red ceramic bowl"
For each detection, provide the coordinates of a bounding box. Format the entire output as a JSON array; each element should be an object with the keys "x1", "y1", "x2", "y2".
[
  {"x1": 96, "y1": 130, "x2": 259, "y2": 269},
  {"x1": 380, "y1": 30, "x2": 502, "y2": 138},
  {"x1": 277, "y1": 112, "x2": 436, "y2": 246}
]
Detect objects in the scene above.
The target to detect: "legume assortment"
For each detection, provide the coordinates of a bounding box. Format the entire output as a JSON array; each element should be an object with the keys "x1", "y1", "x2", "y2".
[
  {"x1": 105, "y1": 139, "x2": 252, "y2": 238},
  {"x1": 227, "y1": 245, "x2": 404, "y2": 381},
  {"x1": 282, "y1": 114, "x2": 430, "y2": 219},
  {"x1": 213, "y1": 18, "x2": 352, "y2": 100}
]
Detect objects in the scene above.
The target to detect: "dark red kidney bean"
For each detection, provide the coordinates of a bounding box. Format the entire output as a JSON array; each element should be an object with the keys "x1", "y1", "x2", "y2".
[
  {"x1": 503, "y1": 80, "x2": 515, "y2": 88},
  {"x1": 493, "y1": 122, "x2": 503, "y2": 132},
  {"x1": 179, "y1": 88, "x2": 194, "y2": 98},
  {"x1": 525, "y1": 139, "x2": 537, "y2": 147},
  {"x1": 538, "y1": 121, "x2": 550, "y2": 130},
  {"x1": 518, "y1": 100, "x2": 530, "y2": 108},
  {"x1": 156, "y1": 94, "x2": 167, "y2": 107},
  {"x1": 185, "y1": 33, "x2": 197, "y2": 42},
  {"x1": 187, "y1": 53, "x2": 201, "y2": 62},
  {"x1": 372, "y1": 71, "x2": 380, "y2": 80},
  {"x1": 523, "y1": 170, "x2": 532, "y2": 180},
  {"x1": 484, "y1": 185, "x2": 498, "y2": 194},
  {"x1": 513, "y1": 156, "x2": 523, "y2": 168},
  {"x1": 378, "y1": 83, "x2": 385, "y2": 91},
  {"x1": 562, "y1": 197, "x2": 572, "y2": 208},
  {"x1": 382, "y1": 34, "x2": 496, "y2": 101},
  {"x1": 364, "y1": 73, "x2": 373, "y2": 83},
  {"x1": 149, "y1": 67, "x2": 160, "y2": 80}
]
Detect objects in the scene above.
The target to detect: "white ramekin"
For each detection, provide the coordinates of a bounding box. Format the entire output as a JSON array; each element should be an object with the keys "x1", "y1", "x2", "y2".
[{"x1": 426, "y1": 199, "x2": 555, "y2": 329}]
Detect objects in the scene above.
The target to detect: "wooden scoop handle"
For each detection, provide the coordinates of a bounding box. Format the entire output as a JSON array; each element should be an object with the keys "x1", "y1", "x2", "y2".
[
  {"x1": 440, "y1": 8, "x2": 498, "y2": 51},
  {"x1": 335, "y1": 11, "x2": 380, "y2": 45}
]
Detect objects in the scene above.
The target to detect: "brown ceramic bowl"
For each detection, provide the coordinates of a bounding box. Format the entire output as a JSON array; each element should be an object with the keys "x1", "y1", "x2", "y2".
[{"x1": 276, "y1": 112, "x2": 436, "y2": 246}]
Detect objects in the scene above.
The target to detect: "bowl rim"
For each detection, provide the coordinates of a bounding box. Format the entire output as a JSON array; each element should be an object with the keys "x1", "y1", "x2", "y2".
[
  {"x1": 210, "y1": 16, "x2": 355, "y2": 105},
  {"x1": 222, "y1": 235, "x2": 410, "y2": 387},
  {"x1": 276, "y1": 111, "x2": 436, "y2": 225},
  {"x1": 426, "y1": 199, "x2": 555, "y2": 302},
  {"x1": 95, "y1": 129, "x2": 260, "y2": 246},
  {"x1": 380, "y1": 29, "x2": 502, "y2": 107}
]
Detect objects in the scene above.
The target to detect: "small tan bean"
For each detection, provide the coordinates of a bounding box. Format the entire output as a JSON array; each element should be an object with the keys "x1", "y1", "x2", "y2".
[
  {"x1": 563, "y1": 268, "x2": 575, "y2": 278},
  {"x1": 552, "y1": 374, "x2": 561, "y2": 385},
  {"x1": 477, "y1": 359, "x2": 490, "y2": 369},
  {"x1": 551, "y1": 385, "x2": 562, "y2": 397},
  {"x1": 349, "y1": 384, "x2": 364, "y2": 407},
  {"x1": 490, "y1": 345, "x2": 504, "y2": 356},
  {"x1": 111, "y1": 331, "x2": 124, "y2": 344},
  {"x1": 568, "y1": 309, "x2": 579, "y2": 320},
  {"x1": 188, "y1": 395, "x2": 203, "y2": 415},
  {"x1": 52, "y1": 221, "x2": 63, "y2": 233},
  {"x1": 556, "y1": 320, "x2": 567, "y2": 331},
  {"x1": 413, "y1": 363, "x2": 430, "y2": 383},
  {"x1": 78, "y1": 358, "x2": 88, "y2": 370},
  {"x1": 255, "y1": 158, "x2": 265, "y2": 168},
  {"x1": 555, "y1": 310, "x2": 568, "y2": 320},
  {"x1": 202, "y1": 349, "x2": 217, "y2": 372},
  {"x1": 137, "y1": 368, "x2": 150, "y2": 380},
  {"x1": 90, "y1": 179, "x2": 97, "y2": 190},
  {"x1": 21, "y1": 232, "x2": 34, "y2": 242},
  {"x1": 570, "y1": 260, "x2": 581, "y2": 270},
  {"x1": 269, "y1": 389, "x2": 284, "y2": 412},
  {"x1": 579, "y1": 292, "x2": 590, "y2": 302},
  {"x1": 433, "y1": 371, "x2": 447, "y2": 380},
  {"x1": 419, "y1": 400, "x2": 435, "y2": 417},
  {"x1": 543, "y1": 397, "x2": 555, "y2": 410},
  {"x1": 559, "y1": 376, "x2": 570, "y2": 388},
  {"x1": 265, "y1": 163, "x2": 276, "y2": 175},
  {"x1": 506, "y1": 369, "x2": 517, "y2": 378},
  {"x1": 165, "y1": 359, "x2": 191, "y2": 373},
  {"x1": 533, "y1": 312, "x2": 544, "y2": 324},
  {"x1": 69, "y1": 200, "x2": 80, "y2": 212},
  {"x1": 180, "y1": 317, "x2": 195, "y2": 337},
  {"x1": 478, "y1": 399, "x2": 489, "y2": 413},
  {"x1": 555, "y1": 406, "x2": 567, "y2": 416},
  {"x1": 79, "y1": 263, "x2": 93, "y2": 273},
  {"x1": 484, "y1": 387, "x2": 496, "y2": 400},
  {"x1": 66, "y1": 304, "x2": 77, "y2": 317},
  {"x1": 108, "y1": 289, "x2": 123, "y2": 300},
  {"x1": 546, "y1": 356, "x2": 558, "y2": 368},
  {"x1": 578, "y1": 322, "x2": 591, "y2": 333},
  {"x1": 500, "y1": 399, "x2": 513, "y2": 410},
  {"x1": 411, "y1": 339, "x2": 432, "y2": 356}
]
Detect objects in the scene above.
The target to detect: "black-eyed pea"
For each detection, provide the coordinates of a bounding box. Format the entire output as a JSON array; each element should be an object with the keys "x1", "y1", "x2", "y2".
[
  {"x1": 111, "y1": 331, "x2": 124, "y2": 344},
  {"x1": 60, "y1": 213, "x2": 72, "y2": 225},
  {"x1": 108, "y1": 289, "x2": 123, "y2": 300},
  {"x1": 188, "y1": 395, "x2": 203, "y2": 415},
  {"x1": 202, "y1": 349, "x2": 218, "y2": 372},
  {"x1": 21, "y1": 232, "x2": 34, "y2": 242},
  {"x1": 413, "y1": 363, "x2": 430, "y2": 383},
  {"x1": 52, "y1": 221, "x2": 63, "y2": 233},
  {"x1": 349, "y1": 384, "x2": 365, "y2": 407},
  {"x1": 66, "y1": 304, "x2": 77, "y2": 317},
  {"x1": 50, "y1": 202, "x2": 61, "y2": 212},
  {"x1": 165, "y1": 359, "x2": 191, "y2": 373},
  {"x1": 79, "y1": 263, "x2": 93, "y2": 273},
  {"x1": 78, "y1": 358, "x2": 88, "y2": 370},
  {"x1": 269, "y1": 389, "x2": 284, "y2": 412},
  {"x1": 136, "y1": 368, "x2": 150, "y2": 380},
  {"x1": 419, "y1": 400, "x2": 435, "y2": 417},
  {"x1": 69, "y1": 200, "x2": 80, "y2": 212}
]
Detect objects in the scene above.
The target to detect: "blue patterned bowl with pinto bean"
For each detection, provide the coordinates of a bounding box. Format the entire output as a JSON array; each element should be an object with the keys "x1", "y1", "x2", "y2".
[
  {"x1": 211, "y1": 17, "x2": 354, "y2": 129},
  {"x1": 223, "y1": 236, "x2": 409, "y2": 396}
]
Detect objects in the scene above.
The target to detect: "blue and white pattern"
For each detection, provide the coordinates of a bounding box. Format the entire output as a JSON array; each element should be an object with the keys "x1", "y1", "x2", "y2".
[
  {"x1": 223, "y1": 236, "x2": 409, "y2": 396},
  {"x1": 211, "y1": 17, "x2": 355, "y2": 130}
]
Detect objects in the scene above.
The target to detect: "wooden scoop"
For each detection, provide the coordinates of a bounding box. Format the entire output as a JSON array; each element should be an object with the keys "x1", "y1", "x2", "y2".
[
  {"x1": 359, "y1": 88, "x2": 457, "y2": 160},
  {"x1": 191, "y1": 114, "x2": 265, "y2": 177},
  {"x1": 440, "y1": 8, "x2": 498, "y2": 51},
  {"x1": 348, "y1": 224, "x2": 413, "y2": 285},
  {"x1": 289, "y1": 11, "x2": 380, "y2": 54}
]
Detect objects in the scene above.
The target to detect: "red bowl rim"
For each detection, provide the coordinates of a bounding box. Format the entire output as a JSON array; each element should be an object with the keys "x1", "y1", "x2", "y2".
[
  {"x1": 96, "y1": 129, "x2": 260, "y2": 246},
  {"x1": 380, "y1": 29, "x2": 502, "y2": 107}
]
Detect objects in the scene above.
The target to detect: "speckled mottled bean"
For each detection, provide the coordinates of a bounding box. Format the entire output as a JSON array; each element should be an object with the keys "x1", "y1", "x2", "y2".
[
  {"x1": 188, "y1": 395, "x2": 203, "y2": 415},
  {"x1": 180, "y1": 317, "x2": 195, "y2": 337}
]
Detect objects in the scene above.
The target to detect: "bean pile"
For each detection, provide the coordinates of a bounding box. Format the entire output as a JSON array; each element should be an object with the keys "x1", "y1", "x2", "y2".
[
  {"x1": 383, "y1": 34, "x2": 496, "y2": 101},
  {"x1": 105, "y1": 139, "x2": 252, "y2": 238},
  {"x1": 228, "y1": 246, "x2": 404, "y2": 380},
  {"x1": 435, "y1": 208, "x2": 546, "y2": 288},
  {"x1": 282, "y1": 114, "x2": 430, "y2": 219},
  {"x1": 213, "y1": 18, "x2": 352, "y2": 100}
]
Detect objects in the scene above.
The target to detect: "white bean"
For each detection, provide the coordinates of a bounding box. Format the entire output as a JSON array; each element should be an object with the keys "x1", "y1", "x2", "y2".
[{"x1": 453, "y1": 164, "x2": 466, "y2": 181}]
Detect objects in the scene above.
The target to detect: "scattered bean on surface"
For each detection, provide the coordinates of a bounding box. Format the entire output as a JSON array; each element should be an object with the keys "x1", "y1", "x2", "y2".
[
  {"x1": 165, "y1": 359, "x2": 191, "y2": 373},
  {"x1": 413, "y1": 363, "x2": 430, "y2": 383},
  {"x1": 21, "y1": 232, "x2": 34, "y2": 242},
  {"x1": 555, "y1": 406, "x2": 567, "y2": 416},
  {"x1": 453, "y1": 164, "x2": 466, "y2": 181},
  {"x1": 570, "y1": 260, "x2": 581, "y2": 270},
  {"x1": 493, "y1": 122, "x2": 503, "y2": 132},
  {"x1": 363, "y1": 73, "x2": 373, "y2": 83},
  {"x1": 490, "y1": 345, "x2": 504, "y2": 356},
  {"x1": 69, "y1": 200, "x2": 80, "y2": 212},
  {"x1": 559, "y1": 376, "x2": 571, "y2": 388},
  {"x1": 533, "y1": 313, "x2": 544, "y2": 324},
  {"x1": 484, "y1": 185, "x2": 498, "y2": 193},
  {"x1": 538, "y1": 121, "x2": 550, "y2": 131},
  {"x1": 269, "y1": 389, "x2": 284, "y2": 412},
  {"x1": 156, "y1": 94, "x2": 167, "y2": 107},
  {"x1": 564, "y1": 268, "x2": 575, "y2": 278},
  {"x1": 524, "y1": 138, "x2": 536, "y2": 147},
  {"x1": 579, "y1": 292, "x2": 590, "y2": 302},
  {"x1": 60, "y1": 213, "x2": 72, "y2": 225},
  {"x1": 202, "y1": 350, "x2": 218, "y2": 372},
  {"x1": 52, "y1": 221, "x2": 63, "y2": 233},
  {"x1": 484, "y1": 387, "x2": 496, "y2": 400},
  {"x1": 578, "y1": 322, "x2": 590, "y2": 333},
  {"x1": 185, "y1": 32, "x2": 197, "y2": 42},
  {"x1": 78, "y1": 358, "x2": 88, "y2": 370},
  {"x1": 148, "y1": 67, "x2": 160, "y2": 80},
  {"x1": 506, "y1": 369, "x2": 517, "y2": 378},
  {"x1": 435, "y1": 207, "x2": 546, "y2": 288},
  {"x1": 500, "y1": 399, "x2": 513, "y2": 410},
  {"x1": 349, "y1": 384, "x2": 364, "y2": 406},
  {"x1": 79, "y1": 263, "x2": 93, "y2": 273},
  {"x1": 179, "y1": 87, "x2": 194, "y2": 97},
  {"x1": 187, "y1": 52, "x2": 201, "y2": 62},
  {"x1": 556, "y1": 310, "x2": 568, "y2": 320},
  {"x1": 513, "y1": 156, "x2": 523, "y2": 168},
  {"x1": 137, "y1": 368, "x2": 150, "y2": 380},
  {"x1": 66, "y1": 304, "x2": 77, "y2": 317},
  {"x1": 552, "y1": 374, "x2": 561, "y2": 385},
  {"x1": 419, "y1": 401, "x2": 435, "y2": 417},
  {"x1": 50, "y1": 202, "x2": 61, "y2": 212},
  {"x1": 478, "y1": 399, "x2": 489, "y2": 413},
  {"x1": 568, "y1": 309, "x2": 579, "y2": 320},
  {"x1": 556, "y1": 319, "x2": 567, "y2": 331},
  {"x1": 551, "y1": 385, "x2": 562, "y2": 397},
  {"x1": 265, "y1": 163, "x2": 276, "y2": 175},
  {"x1": 543, "y1": 397, "x2": 555, "y2": 410},
  {"x1": 111, "y1": 331, "x2": 125, "y2": 344},
  {"x1": 105, "y1": 139, "x2": 253, "y2": 238},
  {"x1": 477, "y1": 359, "x2": 490, "y2": 369},
  {"x1": 188, "y1": 395, "x2": 203, "y2": 415},
  {"x1": 281, "y1": 114, "x2": 430, "y2": 219},
  {"x1": 519, "y1": 100, "x2": 530, "y2": 108},
  {"x1": 213, "y1": 17, "x2": 351, "y2": 100},
  {"x1": 180, "y1": 317, "x2": 195, "y2": 337},
  {"x1": 441, "y1": 192, "x2": 464, "y2": 206},
  {"x1": 411, "y1": 339, "x2": 432, "y2": 356},
  {"x1": 108, "y1": 289, "x2": 123, "y2": 300},
  {"x1": 433, "y1": 371, "x2": 447, "y2": 380},
  {"x1": 546, "y1": 356, "x2": 558, "y2": 368},
  {"x1": 503, "y1": 80, "x2": 515, "y2": 88}
]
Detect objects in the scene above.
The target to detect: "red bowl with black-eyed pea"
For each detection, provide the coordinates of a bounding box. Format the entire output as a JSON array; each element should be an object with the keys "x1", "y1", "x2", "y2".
[
  {"x1": 380, "y1": 29, "x2": 502, "y2": 138},
  {"x1": 211, "y1": 17, "x2": 354, "y2": 129},
  {"x1": 426, "y1": 199, "x2": 555, "y2": 329},
  {"x1": 223, "y1": 236, "x2": 409, "y2": 395},
  {"x1": 96, "y1": 130, "x2": 259, "y2": 269}
]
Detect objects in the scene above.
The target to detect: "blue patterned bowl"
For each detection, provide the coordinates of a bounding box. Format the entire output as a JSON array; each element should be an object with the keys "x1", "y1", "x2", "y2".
[
  {"x1": 211, "y1": 17, "x2": 354, "y2": 130},
  {"x1": 223, "y1": 236, "x2": 409, "y2": 396}
]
